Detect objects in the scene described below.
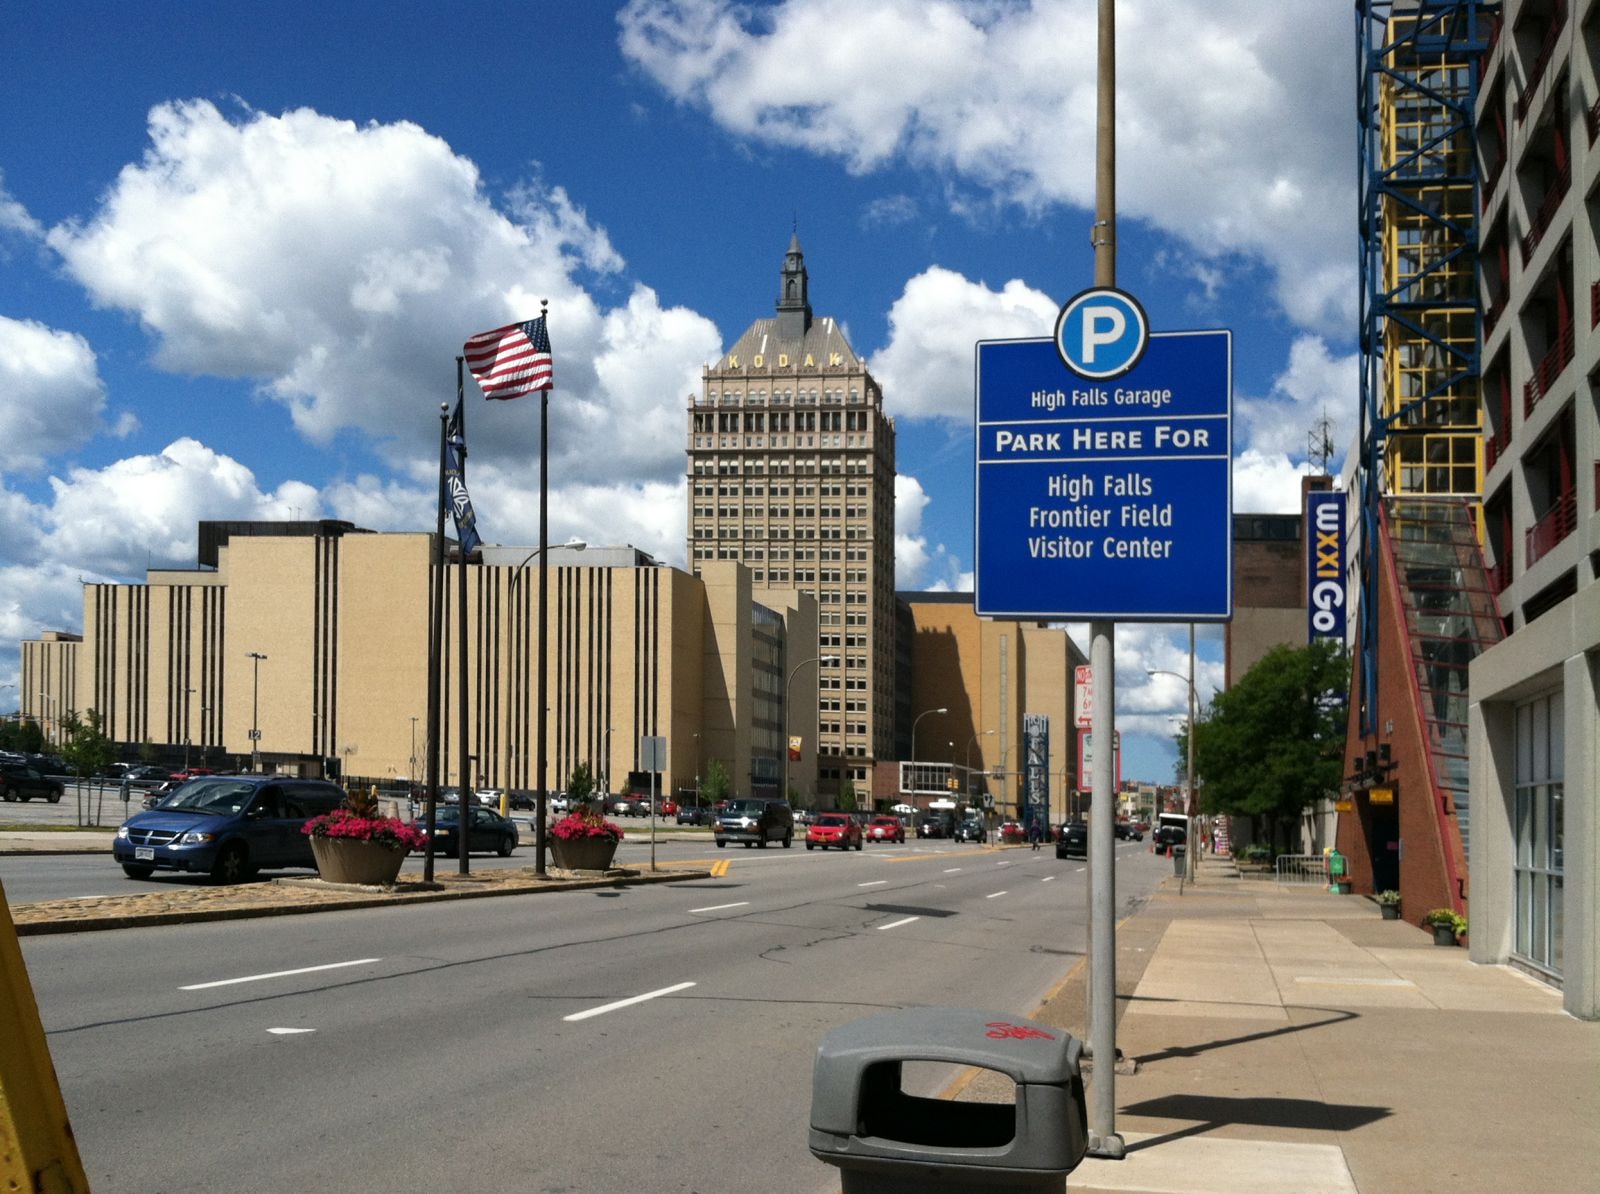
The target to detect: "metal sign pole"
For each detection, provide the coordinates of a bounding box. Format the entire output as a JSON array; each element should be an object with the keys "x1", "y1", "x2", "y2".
[{"x1": 1086, "y1": 0, "x2": 1125, "y2": 1160}]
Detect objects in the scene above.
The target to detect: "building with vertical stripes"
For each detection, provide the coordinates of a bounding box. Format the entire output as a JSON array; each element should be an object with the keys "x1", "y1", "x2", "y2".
[{"x1": 21, "y1": 521, "x2": 819, "y2": 804}]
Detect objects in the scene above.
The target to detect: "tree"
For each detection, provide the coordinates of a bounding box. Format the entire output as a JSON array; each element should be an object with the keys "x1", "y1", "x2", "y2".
[
  {"x1": 701, "y1": 760, "x2": 730, "y2": 805},
  {"x1": 837, "y1": 780, "x2": 857, "y2": 813},
  {"x1": 566, "y1": 761, "x2": 595, "y2": 807},
  {"x1": 1191, "y1": 639, "x2": 1349, "y2": 851},
  {"x1": 59, "y1": 709, "x2": 116, "y2": 779},
  {"x1": 0, "y1": 717, "x2": 44, "y2": 754}
]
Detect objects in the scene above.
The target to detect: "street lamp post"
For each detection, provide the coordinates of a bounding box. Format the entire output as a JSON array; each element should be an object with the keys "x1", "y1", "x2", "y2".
[
  {"x1": 409, "y1": 716, "x2": 419, "y2": 783},
  {"x1": 909, "y1": 706, "x2": 949, "y2": 806},
  {"x1": 692, "y1": 731, "x2": 700, "y2": 806},
  {"x1": 965, "y1": 729, "x2": 995, "y2": 803},
  {"x1": 36, "y1": 692, "x2": 54, "y2": 749},
  {"x1": 246, "y1": 652, "x2": 268, "y2": 772},
  {"x1": 1148, "y1": 624, "x2": 1199, "y2": 881},
  {"x1": 184, "y1": 688, "x2": 196, "y2": 769},
  {"x1": 508, "y1": 540, "x2": 585, "y2": 877},
  {"x1": 783, "y1": 655, "x2": 838, "y2": 808}
]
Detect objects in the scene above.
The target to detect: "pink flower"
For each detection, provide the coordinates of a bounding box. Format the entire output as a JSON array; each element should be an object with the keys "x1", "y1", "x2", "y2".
[
  {"x1": 549, "y1": 810, "x2": 624, "y2": 842},
  {"x1": 304, "y1": 809, "x2": 425, "y2": 851}
]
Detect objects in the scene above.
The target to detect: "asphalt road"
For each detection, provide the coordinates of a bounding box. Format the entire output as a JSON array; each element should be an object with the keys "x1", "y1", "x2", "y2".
[{"x1": 21, "y1": 837, "x2": 1165, "y2": 1193}]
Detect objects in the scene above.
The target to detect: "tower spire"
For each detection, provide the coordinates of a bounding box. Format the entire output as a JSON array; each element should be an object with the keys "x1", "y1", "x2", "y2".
[{"x1": 776, "y1": 231, "x2": 812, "y2": 341}]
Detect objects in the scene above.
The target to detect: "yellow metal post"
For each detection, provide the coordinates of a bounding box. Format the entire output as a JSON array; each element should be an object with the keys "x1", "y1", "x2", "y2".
[{"x1": 0, "y1": 876, "x2": 90, "y2": 1192}]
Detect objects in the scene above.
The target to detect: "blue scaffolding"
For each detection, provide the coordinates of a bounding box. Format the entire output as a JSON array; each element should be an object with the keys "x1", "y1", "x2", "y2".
[{"x1": 1354, "y1": 0, "x2": 1496, "y2": 735}]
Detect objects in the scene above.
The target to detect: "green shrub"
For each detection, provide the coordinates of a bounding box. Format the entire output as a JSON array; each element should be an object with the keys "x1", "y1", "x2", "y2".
[{"x1": 1422, "y1": 907, "x2": 1466, "y2": 935}]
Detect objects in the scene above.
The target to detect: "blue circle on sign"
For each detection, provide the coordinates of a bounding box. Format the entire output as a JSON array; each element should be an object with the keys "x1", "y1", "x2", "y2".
[{"x1": 1054, "y1": 288, "x2": 1149, "y2": 380}]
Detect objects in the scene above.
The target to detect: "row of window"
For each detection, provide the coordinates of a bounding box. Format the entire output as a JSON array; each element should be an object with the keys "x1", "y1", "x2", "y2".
[
  {"x1": 702, "y1": 387, "x2": 864, "y2": 405},
  {"x1": 692, "y1": 506, "x2": 873, "y2": 519},
  {"x1": 691, "y1": 459, "x2": 877, "y2": 476},
  {"x1": 693, "y1": 410, "x2": 874, "y2": 433},
  {"x1": 696, "y1": 547, "x2": 873, "y2": 563},
  {"x1": 695, "y1": 435, "x2": 871, "y2": 450},
  {"x1": 699, "y1": 526, "x2": 878, "y2": 541},
  {"x1": 692, "y1": 483, "x2": 872, "y2": 498}
]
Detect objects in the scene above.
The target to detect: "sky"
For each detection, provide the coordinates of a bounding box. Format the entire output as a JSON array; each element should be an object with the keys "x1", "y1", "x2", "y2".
[{"x1": 0, "y1": 1, "x2": 1359, "y2": 784}]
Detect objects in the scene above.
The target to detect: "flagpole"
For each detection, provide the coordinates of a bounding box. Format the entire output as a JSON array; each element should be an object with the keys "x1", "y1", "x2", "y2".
[
  {"x1": 535, "y1": 300, "x2": 551, "y2": 877},
  {"x1": 424, "y1": 403, "x2": 448, "y2": 883},
  {"x1": 455, "y1": 357, "x2": 473, "y2": 876}
]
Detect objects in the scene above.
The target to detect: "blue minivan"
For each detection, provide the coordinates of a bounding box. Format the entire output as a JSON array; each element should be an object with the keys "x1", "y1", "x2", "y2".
[{"x1": 113, "y1": 775, "x2": 344, "y2": 883}]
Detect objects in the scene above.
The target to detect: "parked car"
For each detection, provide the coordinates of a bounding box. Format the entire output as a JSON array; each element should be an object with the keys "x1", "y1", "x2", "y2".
[
  {"x1": 714, "y1": 798, "x2": 794, "y2": 849},
  {"x1": 0, "y1": 762, "x2": 64, "y2": 803},
  {"x1": 806, "y1": 812, "x2": 863, "y2": 851},
  {"x1": 997, "y1": 820, "x2": 1027, "y2": 844},
  {"x1": 475, "y1": 788, "x2": 504, "y2": 807},
  {"x1": 113, "y1": 775, "x2": 345, "y2": 882},
  {"x1": 676, "y1": 803, "x2": 714, "y2": 826},
  {"x1": 953, "y1": 817, "x2": 988, "y2": 844},
  {"x1": 613, "y1": 794, "x2": 652, "y2": 817},
  {"x1": 1114, "y1": 821, "x2": 1144, "y2": 841},
  {"x1": 659, "y1": 799, "x2": 679, "y2": 818},
  {"x1": 1056, "y1": 820, "x2": 1089, "y2": 859},
  {"x1": 508, "y1": 789, "x2": 537, "y2": 811},
  {"x1": 866, "y1": 815, "x2": 905, "y2": 844},
  {"x1": 417, "y1": 805, "x2": 519, "y2": 857}
]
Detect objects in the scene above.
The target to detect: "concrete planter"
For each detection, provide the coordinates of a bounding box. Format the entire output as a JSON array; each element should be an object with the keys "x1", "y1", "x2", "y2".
[
  {"x1": 1380, "y1": 903, "x2": 1400, "y2": 920},
  {"x1": 310, "y1": 836, "x2": 409, "y2": 886},
  {"x1": 550, "y1": 835, "x2": 619, "y2": 872},
  {"x1": 1431, "y1": 923, "x2": 1459, "y2": 947}
]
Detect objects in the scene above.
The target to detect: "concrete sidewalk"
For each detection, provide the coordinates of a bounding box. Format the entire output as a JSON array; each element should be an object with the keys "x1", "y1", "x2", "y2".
[{"x1": 1013, "y1": 852, "x2": 1598, "y2": 1193}]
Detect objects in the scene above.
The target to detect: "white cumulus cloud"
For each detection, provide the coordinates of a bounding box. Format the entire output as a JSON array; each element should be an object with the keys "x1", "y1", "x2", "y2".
[
  {"x1": 45, "y1": 438, "x2": 321, "y2": 576},
  {"x1": 620, "y1": 0, "x2": 1354, "y2": 331},
  {"x1": 0, "y1": 316, "x2": 109, "y2": 472},
  {"x1": 44, "y1": 99, "x2": 716, "y2": 490}
]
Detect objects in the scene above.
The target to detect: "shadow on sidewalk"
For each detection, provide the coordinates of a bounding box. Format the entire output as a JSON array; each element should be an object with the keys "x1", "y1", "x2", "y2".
[
  {"x1": 1121, "y1": 997, "x2": 1360, "y2": 1066},
  {"x1": 1118, "y1": 1093, "x2": 1392, "y2": 1152}
]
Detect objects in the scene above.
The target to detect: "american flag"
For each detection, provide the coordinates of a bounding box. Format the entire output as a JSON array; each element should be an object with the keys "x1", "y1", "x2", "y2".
[{"x1": 463, "y1": 315, "x2": 553, "y2": 400}]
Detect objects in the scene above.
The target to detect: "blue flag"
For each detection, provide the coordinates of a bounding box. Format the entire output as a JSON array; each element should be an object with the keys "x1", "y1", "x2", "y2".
[{"x1": 445, "y1": 398, "x2": 481, "y2": 556}]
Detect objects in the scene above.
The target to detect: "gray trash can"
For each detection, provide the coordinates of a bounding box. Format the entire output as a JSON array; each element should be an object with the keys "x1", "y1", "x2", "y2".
[
  {"x1": 810, "y1": 1007, "x2": 1088, "y2": 1192},
  {"x1": 1171, "y1": 844, "x2": 1187, "y2": 876}
]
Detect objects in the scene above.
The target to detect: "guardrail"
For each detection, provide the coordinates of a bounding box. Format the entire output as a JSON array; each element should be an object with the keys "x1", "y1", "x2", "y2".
[{"x1": 1273, "y1": 853, "x2": 1330, "y2": 885}]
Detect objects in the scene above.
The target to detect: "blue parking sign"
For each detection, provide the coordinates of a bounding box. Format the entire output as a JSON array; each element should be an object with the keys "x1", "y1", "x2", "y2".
[{"x1": 974, "y1": 324, "x2": 1233, "y2": 622}]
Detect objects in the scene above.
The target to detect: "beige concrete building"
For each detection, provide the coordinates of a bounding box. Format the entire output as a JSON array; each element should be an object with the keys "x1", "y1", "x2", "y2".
[
  {"x1": 688, "y1": 236, "x2": 896, "y2": 800},
  {"x1": 890, "y1": 593, "x2": 1085, "y2": 824},
  {"x1": 19, "y1": 631, "x2": 82, "y2": 748},
  {"x1": 24, "y1": 521, "x2": 818, "y2": 802},
  {"x1": 1467, "y1": 0, "x2": 1599, "y2": 1018}
]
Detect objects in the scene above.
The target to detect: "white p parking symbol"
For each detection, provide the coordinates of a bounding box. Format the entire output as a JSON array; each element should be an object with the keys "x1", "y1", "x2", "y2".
[
  {"x1": 1054, "y1": 287, "x2": 1149, "y2": 380},
  {"x1": 1081, "y1": 306, "x2": 1126, "y2": 364}
]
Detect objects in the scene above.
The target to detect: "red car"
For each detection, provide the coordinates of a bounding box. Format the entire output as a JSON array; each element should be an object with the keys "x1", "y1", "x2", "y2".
[
  {"x1": 659, "y1": 800, "x2": 679, "y2": 818},
  {"x1": 867, "y1": 815, "x2": 905, "y2": 844},
  {"x1": 806, "y1": 813, "x2": 864, "y2": 851},
  {"x1": 998, "y1": 820, "x2": 1027, "y2": 844}
]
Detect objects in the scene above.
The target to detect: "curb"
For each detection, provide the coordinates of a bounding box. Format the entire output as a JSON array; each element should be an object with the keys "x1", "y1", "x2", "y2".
[{"x1": 13, "y1": 867, "x2": 710, "y2": 936}]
